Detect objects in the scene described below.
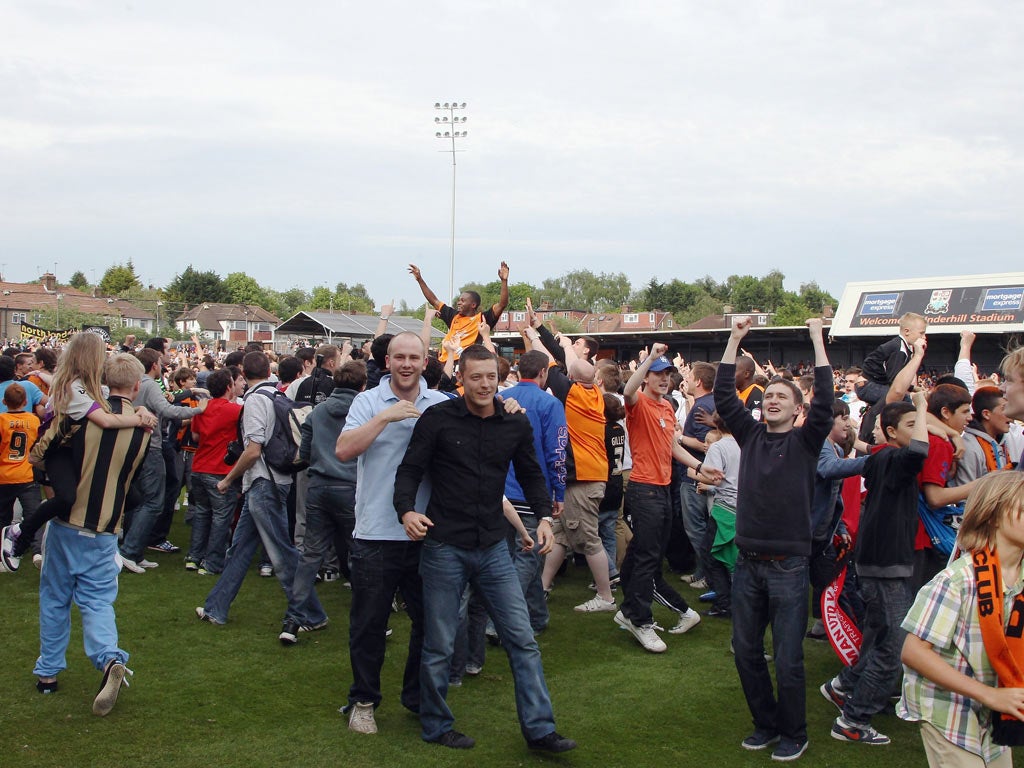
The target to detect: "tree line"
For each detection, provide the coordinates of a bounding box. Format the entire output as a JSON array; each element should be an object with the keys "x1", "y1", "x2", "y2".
[{"x1": 54, "y1": 263, "x2": 836, "y2": 341}]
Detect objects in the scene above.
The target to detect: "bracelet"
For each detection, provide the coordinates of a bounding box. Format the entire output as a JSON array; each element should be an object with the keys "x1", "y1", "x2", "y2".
[{"x1": 695, "y1": 462, "x2": 703, "y2": 475}]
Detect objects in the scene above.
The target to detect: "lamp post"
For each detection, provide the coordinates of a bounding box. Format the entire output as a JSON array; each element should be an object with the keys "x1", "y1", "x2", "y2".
[
  {"x1": 56, "y1": 292, "x2": 63, "y2": 329},
  {"x1": 434, "y1": 101, "x2": 468, "y2": 303}
]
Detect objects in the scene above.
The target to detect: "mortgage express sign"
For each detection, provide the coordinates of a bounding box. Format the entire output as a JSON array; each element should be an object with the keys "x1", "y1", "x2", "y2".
[{"x1": 830, "y1": 274, "x2": 1024, "y2": 337}]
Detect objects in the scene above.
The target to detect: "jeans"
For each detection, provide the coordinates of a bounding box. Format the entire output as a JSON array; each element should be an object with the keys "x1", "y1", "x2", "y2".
[
  {"x1": 187, "y1": 472, "x2": 240, "y2": 572},
  {"x1": 152, "y1": 440, "x2": 183, "y2": 545},
  {"x1": 121, "y1": 448, "x2": 166, "y2": 561},
  {"x1": 203, "y1": 477, "x2": 326, "y2": 626},
  {"x1": 838, "y1": 576, "x2": 912, "y2": 724},
  {"x1": 0, "y1": 481, "x2": 41, "y2": 527},
  {"x1": 419, "y1": 539, "x2": 556, "y2": 742},
  {"x1": 680, "y1": 481, "x2": 709, "y2": 580},
  {"x1": 507, "y1": 508, "x2": 548, "y2": 632},
  {"x1": 732, "y1": 553, "x2": 810, "y2": 745},
  {"x1": 451, "y1": 586, "x2": 488, "y2": 679},
  {"x1": 703, "y1": 516, "x2": 731, "y2": 613},
  {"x1": 288, "y1": 482, "x2": 355, "y2": 622},
  {"x1": 598, "y1": 507, "x2": 620, "y2": 579},
  {"x1": 619, "y1": 482, "x2": 691, "y2": 626},
  {"x1": 35, "y1": 521, "x2": 128, "y2": 677},
  {"x1": 347, "y1": 537, "x2": 424, "y2": 711}
]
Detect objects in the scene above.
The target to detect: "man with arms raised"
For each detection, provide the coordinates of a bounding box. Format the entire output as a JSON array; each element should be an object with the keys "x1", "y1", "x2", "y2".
[
  {"x1": 615, "y1": 344, "x2": 708, "y2": 652},
  {"x1": 408, "y1": 262, "x2": 509, "y2": 362},
  {"x1": 714, "y1": 317, "x2": 834, "y2": 762}
]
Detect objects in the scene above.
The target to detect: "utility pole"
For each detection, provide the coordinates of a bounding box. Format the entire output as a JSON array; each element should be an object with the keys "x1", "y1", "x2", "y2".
[{"x1": 434, "y1": 101, "x2": 468, "y2": 303}]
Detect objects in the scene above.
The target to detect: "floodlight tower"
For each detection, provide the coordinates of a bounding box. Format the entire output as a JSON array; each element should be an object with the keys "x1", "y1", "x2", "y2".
[{"x1": 434, "y1": 101, "x2": 468, "y2": 303}]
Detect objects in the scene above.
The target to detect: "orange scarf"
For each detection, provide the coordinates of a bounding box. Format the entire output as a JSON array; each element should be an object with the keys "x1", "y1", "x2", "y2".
[{"x1": 973, "y1": 547, "x2": 1024, "y2": 744}]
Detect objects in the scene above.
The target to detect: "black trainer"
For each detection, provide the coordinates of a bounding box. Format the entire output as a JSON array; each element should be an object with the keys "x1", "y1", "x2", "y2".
[
  {"x1": 428, "y1": 730, "x2": 475, "y2": 749},
  {"x1": 527, "y1": 731, "x2": 578, "y2": 753},
  {"x1": 279, "y1": 619, "x2": 300, "y2": 645}
]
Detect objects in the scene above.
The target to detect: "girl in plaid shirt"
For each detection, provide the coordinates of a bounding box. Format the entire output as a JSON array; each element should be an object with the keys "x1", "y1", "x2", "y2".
[{"x1": 900, "y1": 471, "x2": 1024, "y2": 768}]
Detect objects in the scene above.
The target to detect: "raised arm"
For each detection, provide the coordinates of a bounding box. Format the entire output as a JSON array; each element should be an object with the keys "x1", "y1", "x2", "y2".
[
  {"x1": 490, "y1": 262, "x2": 510, "y2": 318},
  {"x1": 477, "y1": 321, "x2": 496, "y2": 354},
  {"x1": 954, "y1": 330, "x2": 977, "y2": 396},
  {"x1": 409, "y1": 264, "x2": 442, "y2": 309},
  {"x1": 420, "y1": 306, "x2": 438, "y2": 353},
  {"x1": 807, "y1": 318, "x2": 829, "y2": 368},
  {"x1": 887, "y1": 337, "x2": 926, "y2": 404},
  {"x1": 721, "y1": 316, "x2": 752, "y2": 365},
  {"x1": 623, "y1": 342, "x2": 666, "y2": 405},
  {"x1": 374, "y1": 302, "x2": 394, "y2": 340}
]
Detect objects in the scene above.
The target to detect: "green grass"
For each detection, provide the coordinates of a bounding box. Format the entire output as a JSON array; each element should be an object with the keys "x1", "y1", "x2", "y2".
[{"x1": 3, "y1": 520, "x2": 929, "y2": 768}]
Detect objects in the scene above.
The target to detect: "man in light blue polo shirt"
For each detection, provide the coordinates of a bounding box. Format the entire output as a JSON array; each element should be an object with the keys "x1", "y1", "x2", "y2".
[{"x1": 335, "y1": 331, "x2": 450, "y2": 736}]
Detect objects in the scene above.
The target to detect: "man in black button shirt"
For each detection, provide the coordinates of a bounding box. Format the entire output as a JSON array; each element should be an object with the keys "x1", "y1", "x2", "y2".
[{"x1": 393, "y1": 345, "x2": 575, "y2": 753}]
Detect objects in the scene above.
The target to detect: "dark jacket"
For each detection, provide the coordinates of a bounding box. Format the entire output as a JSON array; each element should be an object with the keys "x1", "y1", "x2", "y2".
[
  {"x1": 714, "y1": 362, "x2": 833, "y2": 557},
  {"x1": 299, "y1": 387, "x2": 357, "y2": 485},
  {"x1": 855, "y1": 440, "x2": 929, "y2": 578},
  {"x1": 862, "y1": 336, "x2": 909, "y2": 386}
]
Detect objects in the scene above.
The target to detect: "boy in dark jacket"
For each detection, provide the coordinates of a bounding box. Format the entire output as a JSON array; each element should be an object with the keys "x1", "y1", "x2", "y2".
[
  {"x1": 857, "y1": 313, "x2": 928, "y2": 406},
  {"x1": 821, "y1": 392, "x2": 929, "y2": 746}
]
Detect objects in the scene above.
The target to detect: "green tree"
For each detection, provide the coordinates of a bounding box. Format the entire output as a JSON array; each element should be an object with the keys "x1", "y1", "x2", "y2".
[
  {"x1": 68, "y1": 271, "x2": 89, "y2": 290},
  {"x1": 334, "y1": 282, "x2": 375, "y2": 314},
  {"x1": 99, "y1": 263, "x2": 141, "y2": 295},
  {"x1": 224, "y1": 272, "x2": 270, "y2": 307},
  {"x1": 163, "y1": 266, "x2": 230, "y2": 306},
  {"x1": 539, "y1": 269, "x2": 632, "y2": 312}
]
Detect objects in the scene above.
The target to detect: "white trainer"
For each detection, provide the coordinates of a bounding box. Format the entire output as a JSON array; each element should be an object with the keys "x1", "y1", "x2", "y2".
[
  {"x1": 574, "y1": 596, "x2": 616, "y2": 613},
  {"x1": 614, "y1": 610, "x2": 667, "y2": 653},
  {"x1": 348, "y1": 701, "x2": 378, "y2": 734},
  {"x1": 668, "y1": 608, "x2": 702, "y2": 634}
]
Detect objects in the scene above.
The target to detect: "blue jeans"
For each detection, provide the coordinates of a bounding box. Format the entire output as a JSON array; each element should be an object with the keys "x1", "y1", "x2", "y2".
[
  {"x1": 507, "y1": 508, "x2": 548, "y2": 632},
  {"x1": 732, "y1": 553, "x2": 810, "y2": 746},
  {"x1": 837, "y1": 576, "x2": 912, "y2": 725},
  {"x1": 288, "y1": 482, "x2": 355, "y2": 622},
  {"x1": 121, "y1": 448, "x2": 165, "y2": 561},
  {"x1": 35, "y1": 521, "x2": 128, "y2": 677},
  {"x1": 419, "y1": 539, "x2": 556, "y2": 742},
  {"x1": 598, "y1": 507, "x2": 620, "y2": 579},
  {"x1": 203, "y1": 477, "x2": 326, "y2": 626},
  {"x1": 347, "y1": 537, "x2": 424, "y2": 711},
  {"x1": 187, "y1": 472, "x2": 240, "y2": 572},
  {"x1": 680, "y1": 481, "x2": 709, "y2": 580}
]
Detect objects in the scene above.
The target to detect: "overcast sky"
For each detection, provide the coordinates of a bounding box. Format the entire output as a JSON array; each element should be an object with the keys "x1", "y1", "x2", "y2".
[{"x1": 3, "y1": 1, "x2": 1022, "y2": 311}]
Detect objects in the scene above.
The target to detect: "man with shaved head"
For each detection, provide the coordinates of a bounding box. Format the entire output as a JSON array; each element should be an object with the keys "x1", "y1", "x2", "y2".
[{"x1": 521, "y1": 328, "x2": 614, "y2": 613}]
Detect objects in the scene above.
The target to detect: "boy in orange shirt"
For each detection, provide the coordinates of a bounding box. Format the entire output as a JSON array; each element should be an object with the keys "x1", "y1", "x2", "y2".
[{"x1": 0, "y1": 383, "x2": 41, "y2": 556}]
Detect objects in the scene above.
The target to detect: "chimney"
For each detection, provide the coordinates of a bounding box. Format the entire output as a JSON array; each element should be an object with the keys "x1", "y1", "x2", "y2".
[
  {"x1": 619, "y1": 304, "x2": 631, "y2": 314},
  {"x1": 540, "y1": 301, "x2": 553, "y2": 311},
  {"x1": 43, "y1": 273, "x2": 56, "y2": 292},
  {"x1": 723, "y1": 304, "x2": 733, "y2": 314},
  {"x1": 822, "y1": 304, "x2": 834, "y2": 318}
]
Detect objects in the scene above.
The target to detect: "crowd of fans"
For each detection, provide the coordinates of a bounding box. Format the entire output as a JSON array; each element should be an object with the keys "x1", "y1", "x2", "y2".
[{"x1": 2, "y1": 263, "x2": 1023, "y2": 765}]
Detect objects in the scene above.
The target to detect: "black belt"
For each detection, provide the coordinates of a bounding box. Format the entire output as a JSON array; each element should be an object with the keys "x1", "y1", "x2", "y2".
[{"x1": 740, "y1": 550, "x2": 788, "y2": 562}]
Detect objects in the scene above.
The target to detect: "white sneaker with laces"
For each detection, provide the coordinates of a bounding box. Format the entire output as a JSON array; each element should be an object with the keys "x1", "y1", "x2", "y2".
[
  {"x1": 614, "y1": 610, "x2": 667, "y2": 653},
  {"x1": 348, "y1": 701, "x2": 377, "y2": 734},
  {"x1": 120, "y1": 557, "x2": 146, "y2": 574},
  {"x1": 574, "y1": 596, "x2": 616, "y2": 613},
  {"x1": 668, "y1": 608, "x2": 702, "y2": 634},
  {"x1": 139, "y1": 559, "x2": 159, "y2": 569}
]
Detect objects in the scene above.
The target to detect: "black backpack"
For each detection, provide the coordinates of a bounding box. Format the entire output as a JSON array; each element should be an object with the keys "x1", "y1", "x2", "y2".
[{"x1": 247, "y1": 384, "x2": 311, "y2": 474}]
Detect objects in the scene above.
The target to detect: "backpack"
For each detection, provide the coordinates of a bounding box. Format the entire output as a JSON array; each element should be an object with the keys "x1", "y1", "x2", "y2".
[{"x1": 248, "y1": 384, "x2": 311, "y2": 474}]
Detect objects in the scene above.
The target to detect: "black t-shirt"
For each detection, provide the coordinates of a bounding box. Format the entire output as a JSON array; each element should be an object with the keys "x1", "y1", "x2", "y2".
[{"x1": 295, "y1": 367, "x2": 335, "y2": 406}]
